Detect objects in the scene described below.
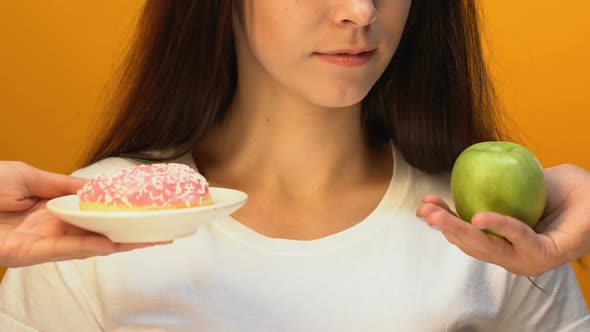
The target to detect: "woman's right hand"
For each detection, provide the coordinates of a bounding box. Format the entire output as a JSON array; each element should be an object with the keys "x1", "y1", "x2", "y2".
[{"x1": 417, "y1": 164, "x2": 590, "y2": 276}]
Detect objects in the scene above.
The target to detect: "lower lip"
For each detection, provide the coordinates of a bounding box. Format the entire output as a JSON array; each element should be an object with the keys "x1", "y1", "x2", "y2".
[{"x1": 314, "y1": 50, "x2": 376, "y2": 67}]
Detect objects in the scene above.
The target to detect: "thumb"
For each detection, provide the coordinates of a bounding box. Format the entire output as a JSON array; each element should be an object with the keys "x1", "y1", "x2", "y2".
[{"x1": 24, "y1": 167, "x2": 87, "y2": 199}]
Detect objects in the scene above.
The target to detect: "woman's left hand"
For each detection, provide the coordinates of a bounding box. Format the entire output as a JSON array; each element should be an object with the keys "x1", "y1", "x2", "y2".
[{"x1": 416, "y1": 164, "x2": 590, "y2": 277}]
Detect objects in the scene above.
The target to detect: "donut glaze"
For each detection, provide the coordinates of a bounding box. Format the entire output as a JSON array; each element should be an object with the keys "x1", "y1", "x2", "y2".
[{"x1": 77, "y1": 163, "x2": 212, "y2": 211}]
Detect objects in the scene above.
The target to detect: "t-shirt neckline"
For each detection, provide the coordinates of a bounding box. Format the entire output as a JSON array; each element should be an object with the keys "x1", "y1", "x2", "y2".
[{"x1": 183, "y1": 142, "x2": 413, "y2": 255}]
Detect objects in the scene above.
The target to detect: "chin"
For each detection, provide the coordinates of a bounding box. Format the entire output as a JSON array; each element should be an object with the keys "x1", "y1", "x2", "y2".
[{"x1": 305, "y1": 85, "x2": 373, "y2": 109}]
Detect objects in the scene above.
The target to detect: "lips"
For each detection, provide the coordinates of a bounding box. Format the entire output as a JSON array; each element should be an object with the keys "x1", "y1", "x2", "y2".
[{"x1": 314, "y1": 49, "x2": 376, "y2": 67}]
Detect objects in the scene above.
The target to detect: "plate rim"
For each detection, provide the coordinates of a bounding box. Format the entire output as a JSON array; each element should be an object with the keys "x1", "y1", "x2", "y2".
[{"x1": 47, "y1": 187, "x2": 248, "y2": 218}]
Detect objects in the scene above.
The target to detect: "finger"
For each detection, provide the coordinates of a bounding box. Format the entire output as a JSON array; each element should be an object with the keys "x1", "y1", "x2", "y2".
[
  {"x1": 428, "y1": 206, "x2": 509, "y2": 249},
  {"x1": 17, "y1": 236, "x2": 171, "y2": 266},
  {"x1": 416, "y1": 201, "x2": 457, "y2": 222},
  {"x1": 421, "y1": 194, "x2": 457, "y2": 216},
  {"x1": 23, "y1": 166, "x2": 87, "y2": 199},
  {"x1": 441, "y1": 226, "x2": 515, "y2": 264},
  {"x1": 418, "y1": 203, "x2": 485, "y2": 240},
  {"x1": 419, "y1": 204, "x2": 517, "y2": 266},
  {"x1": 113, "y1": 241, "x2": 173, "y2": 252},
  {"x1": 471, "y1": 212, "x2": 543, "y2": 251},
  {"x1": 51, "y1": 236, "x2": 171, "y2": 256}
]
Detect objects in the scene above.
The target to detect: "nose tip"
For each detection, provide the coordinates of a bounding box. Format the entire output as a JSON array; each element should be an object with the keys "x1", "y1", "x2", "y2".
[
  {"x1": 334, "y1": 1, "x2": 377, "y2": 28},
  {"x1": 354, "y1": 1, "x2": 377, "y2": 25}
]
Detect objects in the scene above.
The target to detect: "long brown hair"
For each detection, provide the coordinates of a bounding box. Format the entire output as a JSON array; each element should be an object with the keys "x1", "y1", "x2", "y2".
[{"x1": 84, "y1": 0, "x2": 506, "y2": 174}]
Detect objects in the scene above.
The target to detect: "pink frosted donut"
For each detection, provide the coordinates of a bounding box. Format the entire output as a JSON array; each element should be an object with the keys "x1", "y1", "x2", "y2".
[{"x1": 77, "y1": 163, "x2": 212, "y2": 211}]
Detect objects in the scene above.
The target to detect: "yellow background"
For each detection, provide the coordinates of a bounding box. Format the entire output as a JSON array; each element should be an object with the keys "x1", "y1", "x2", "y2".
[{"x1": 0, "y1": 0, "x2": 589, "y2": 307}]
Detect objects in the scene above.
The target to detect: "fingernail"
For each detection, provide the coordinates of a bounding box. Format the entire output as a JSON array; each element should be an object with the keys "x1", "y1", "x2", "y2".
[
  {"x1": 419, "y1": 217, "x2": 428, "y2": 223},
  {"x1": 429, "y1": 224, "x2": 444, "y2": 231}
]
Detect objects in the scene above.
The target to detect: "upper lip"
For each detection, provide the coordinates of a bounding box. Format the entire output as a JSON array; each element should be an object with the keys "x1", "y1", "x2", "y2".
[{"x1": 316, "y1": 47, "x2": 376, "y2": 55}]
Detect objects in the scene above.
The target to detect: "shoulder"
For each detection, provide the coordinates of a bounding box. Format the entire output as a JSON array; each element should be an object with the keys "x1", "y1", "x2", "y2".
[
  {"x1": 391, "y1": 145, "x2": 454, "y2": 211},
  {"x1": 413, "y1": 168, "x2": 452, "y2": 195},
  {"x1": 72, "y1": 157, "x2": 141, "y2": 179},
  {"x1": 72, "y1": 151, "x2": 196, "y2": 179},
  {"x1": 401, "y1": 167, "x2": 454, "y2": 211}
]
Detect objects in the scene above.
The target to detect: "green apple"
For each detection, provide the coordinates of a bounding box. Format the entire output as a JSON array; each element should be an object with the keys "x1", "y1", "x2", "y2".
[{"x1": 451, "y1": 141, "x2": 547, "y2": 237}]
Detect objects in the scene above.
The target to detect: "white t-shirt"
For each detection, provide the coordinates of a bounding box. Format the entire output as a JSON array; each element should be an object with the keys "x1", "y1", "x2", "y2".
[{"x1": 1, "y1": 148, "x2": 588, "y2": 332}]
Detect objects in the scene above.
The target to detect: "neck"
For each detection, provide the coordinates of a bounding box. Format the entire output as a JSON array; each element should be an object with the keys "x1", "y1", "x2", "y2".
[{"x1": 195, "y1": 72, "x2": 390, "y2": 197}]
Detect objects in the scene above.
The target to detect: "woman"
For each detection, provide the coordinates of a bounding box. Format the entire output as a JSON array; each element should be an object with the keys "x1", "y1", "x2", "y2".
[
  {"x1": 1, "y1": 162, "x2": 589, "y2": 274},
  {"x1": 1, "y1": 1, "x2": 588, "y2": 331}
]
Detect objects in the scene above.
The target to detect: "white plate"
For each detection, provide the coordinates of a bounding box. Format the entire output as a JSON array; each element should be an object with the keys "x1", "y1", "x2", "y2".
[{"x1": 47, "y1": 187, "x2": 248, "y2": 243}]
